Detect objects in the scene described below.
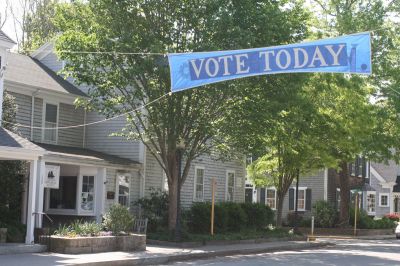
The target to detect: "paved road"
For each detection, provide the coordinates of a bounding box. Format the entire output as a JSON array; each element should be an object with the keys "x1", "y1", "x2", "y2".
[{"x1": 166, "y1": 239, "x2": 400, "y2": 266}]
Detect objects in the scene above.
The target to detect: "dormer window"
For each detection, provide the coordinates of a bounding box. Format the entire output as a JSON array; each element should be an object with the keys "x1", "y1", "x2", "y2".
[{"x1": 43, "y1": 103, "x2": 58, "y2": 143}]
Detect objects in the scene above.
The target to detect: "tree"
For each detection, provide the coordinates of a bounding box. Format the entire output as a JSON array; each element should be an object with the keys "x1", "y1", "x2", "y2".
[
  {"x1": 54, "y1": 0, "x2": 308, "y2": 233},
  {"x1": 7, "y1": 0, "x2": 58, "y2": 51},
  {"x1": 0, "y1": 91, "x2": 25, "y2": 227},
  {"x1": 22, "y1": 0, "x2": 59, "y2": 52},
  {"x1": 310, "y1": 0, "x2": 400, "y2": 226}
]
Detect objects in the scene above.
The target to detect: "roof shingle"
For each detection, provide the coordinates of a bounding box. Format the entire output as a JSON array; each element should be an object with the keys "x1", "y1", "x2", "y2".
[
  {"x1": 4, "y1": 53, "x2": 87, "y2": 97},
  {"x1": 0, "y1": 127, "x2": 44, "y2": 151},
  {"x1": 0, "y1": 30, "x2": 16, "y2": 44}
]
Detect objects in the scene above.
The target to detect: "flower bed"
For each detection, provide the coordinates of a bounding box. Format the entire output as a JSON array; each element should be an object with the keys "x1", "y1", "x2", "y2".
[{"x1": 46, "y1": 234, "x2": 146, "y2": 254}]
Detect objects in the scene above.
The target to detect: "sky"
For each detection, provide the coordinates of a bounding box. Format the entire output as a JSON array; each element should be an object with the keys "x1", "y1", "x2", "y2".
[{"x1": 0, "y1": 0, "x2": 23, "y2": 47}]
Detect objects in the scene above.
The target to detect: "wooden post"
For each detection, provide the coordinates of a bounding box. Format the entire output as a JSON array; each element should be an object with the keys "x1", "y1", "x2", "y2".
[
  {"x1": 354, "y1": 193, "x2": 358, "y2": 236},
  {"x1": 211, "y1": 178, "x2": 216, "y2": 236}
]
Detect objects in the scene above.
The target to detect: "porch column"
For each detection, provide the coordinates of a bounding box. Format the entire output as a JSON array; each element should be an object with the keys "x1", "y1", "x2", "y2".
[
  {"x1": 95, "y1": 167, "x2": 107, "y2": 223},
  {"x1": 35, "y1": 160, "x2": 45, "y2": 228},
  {"x1": 26, "y1": 159, "x2": 39, "y2": 244}
]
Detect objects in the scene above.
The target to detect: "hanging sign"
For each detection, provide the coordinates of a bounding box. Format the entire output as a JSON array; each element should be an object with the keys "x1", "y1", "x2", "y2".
[
  {"x1": 168, "y1": 32, "x2": 371, "y2": 92},
  {"x1": 44, "y1": 165, "x2": 60, "y2": 189}
]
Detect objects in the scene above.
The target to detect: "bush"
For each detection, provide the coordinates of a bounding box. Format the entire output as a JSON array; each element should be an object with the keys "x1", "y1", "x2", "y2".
[
  {"x1": 188, "y1": 202, "x2": 272, "y2": 234},
  {"x1": 54, "y1": 220, "x2": 102, "y2": 237},
  {"x1": 103, "y1": 204, "x2": 134, "y2": 235},
  {"x1": 384, "y1": 213, "x2": 400, "y2": 222},
  {"x1": 286, "y1": 212, "x2": 303, "y2": 227},
  {"x1": 188, "y1": 202, "x2": 211, "y2": 234},
  {"x1": 219, "y1": 202, "x2": 247, "y2": 231},
  {"x1": 313, "y1": 200, "x2": 337, "y2": 228},
  {"x1": 240, "y1": 202, "x2": 274, "y2": 229},
  {"x1": 134, "y1": 189, "x2": 169, "y2": 232},
  {"x1": 349, "y1": 208, "x2": 396, "y2": 229}
]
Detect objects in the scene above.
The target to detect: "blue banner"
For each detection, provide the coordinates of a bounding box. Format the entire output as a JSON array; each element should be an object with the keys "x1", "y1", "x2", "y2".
[{"x1": 168, "y1": 32, "x2": 371, "y2": 92}]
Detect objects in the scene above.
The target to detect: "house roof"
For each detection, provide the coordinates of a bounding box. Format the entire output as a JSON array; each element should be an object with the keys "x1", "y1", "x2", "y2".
[
  {"x1": 0, "y1": 30, "x2": 17, "y2": 45},
  {"x1": 4, "y1": 52, "x2": 87, "y2": 97},
  {"x1": 0, "y1": 127, "x2": 44, "y2": 151},
  {"x1": 34, "y1": 142, "x2": 140, "y2": 167}
]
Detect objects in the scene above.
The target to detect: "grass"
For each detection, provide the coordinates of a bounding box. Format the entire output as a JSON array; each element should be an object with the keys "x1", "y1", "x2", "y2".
[{"x1": 148, "y1": 228, "x2": 298, "y2": 242}]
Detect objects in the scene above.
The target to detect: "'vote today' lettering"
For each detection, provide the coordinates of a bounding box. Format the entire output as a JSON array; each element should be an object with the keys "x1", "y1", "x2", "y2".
[{"x1": 189, "y1": 44, "x2": 347, "y2": 80}]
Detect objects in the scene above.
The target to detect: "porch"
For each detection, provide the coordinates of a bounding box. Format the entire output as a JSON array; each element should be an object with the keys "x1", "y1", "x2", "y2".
[{"x1": 0, "y1": 127, "x2": 45, "y2": 244}]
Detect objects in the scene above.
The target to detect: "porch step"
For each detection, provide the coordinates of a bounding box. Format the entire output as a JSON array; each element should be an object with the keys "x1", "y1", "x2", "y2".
[{"x1": 0, "y1": 243, "x2": 47, "y2": 255}]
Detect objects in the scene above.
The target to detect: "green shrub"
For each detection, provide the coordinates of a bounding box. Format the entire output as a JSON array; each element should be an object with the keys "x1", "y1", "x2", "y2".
[
  {"x1": 349, "y1": 208, "x2": 395, "y2": 229},
  {"x1": 188, "y1": 202, "x2": 211, "y2": 234},
  {"x1": 103, "y1": 204, "x2": 134, "y2": 235},
  {"x1": 240, "y1": 202, "x2": 274, "y2": 229},
  {"x1": 54, "y1": 220, "x2": 102, "y2": 237},
  {"x1": 286, "y1": 212, "x2": 303, "y2": 227},
  {"x1": 5, "y1": 223, "x2": 26, "y2": 242},
  {"x1": 71, "y1": 220, "x2": 102, "y2": 236},
  {"x1": 313, "y1": 200, "x2": 337, "y2": 228},
  {"x1": 220, "y1": 202, "x2": 247, "y2": 231},
  {"x1": 134, "y1": 189, "x2": 169, "y2": 232}
]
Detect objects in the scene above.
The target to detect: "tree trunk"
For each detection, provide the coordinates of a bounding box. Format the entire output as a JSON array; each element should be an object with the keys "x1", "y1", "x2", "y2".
[
  {"x1": 276, "y1": 194, "x2": 285, "y2": 227},
  {"x1": 338, "y1": 161, "x2": 350, "y2": 227},
  {"x1": 168, "y1": 176, "x2": 178, "y2": 231}
]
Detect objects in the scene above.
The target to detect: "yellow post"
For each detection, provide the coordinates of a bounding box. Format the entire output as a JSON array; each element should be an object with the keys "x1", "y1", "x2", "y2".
[
  {"x1": 354, "y1": 193, "x2": 358, "y2": 236},
  {"x1": 211, "y1": 178, "x2": 216, "y2": 236}
]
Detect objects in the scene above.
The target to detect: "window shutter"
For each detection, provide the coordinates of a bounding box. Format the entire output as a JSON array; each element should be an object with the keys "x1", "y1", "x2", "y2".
[
  {"x1": 336, "y1": 189, "x2": 339, "y2": 209},
  {"x1": 289, "y1": 188, "x2": 294, "y2": 211},
  {"x1": 362, "y1": 158, "x2": 367, "y2": 178},
  {"x1": 306, "y1": 188, "x2": 312, "y2": 211},
  {"x1": 355, "y1": 158, "x2": 359, "y2": 177},
  {"x1": 348, "y1": 163, "x2": 353, "y2": 176},
  {"x1": 260, "y1": 188, "x2": 265, "y2": 205}
]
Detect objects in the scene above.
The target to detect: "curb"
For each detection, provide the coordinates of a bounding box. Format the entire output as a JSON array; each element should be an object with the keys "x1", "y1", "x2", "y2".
[
  {"x1": 74, "y1": 241, "x2": 332, "y2": 266},
  {"x1": 313, "y1": 235, "x2": 396, "y2": 240},
  {"x1": 147, "y1": 235, "x2": 307, "y2": 248}
]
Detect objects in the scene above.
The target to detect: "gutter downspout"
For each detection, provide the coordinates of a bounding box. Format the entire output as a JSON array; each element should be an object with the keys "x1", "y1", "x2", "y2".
[
  {"x1": 82, "y1": 109, "x2": 87, "y2": 148},
  {"x1": 30, "y1": 89, "x2": 40, "y2": 140}
]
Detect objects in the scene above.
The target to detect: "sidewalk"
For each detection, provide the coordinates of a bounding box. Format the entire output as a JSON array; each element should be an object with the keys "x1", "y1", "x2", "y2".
[{"x1": 0, "y1": 240, "x2": 331, "y2": 266}]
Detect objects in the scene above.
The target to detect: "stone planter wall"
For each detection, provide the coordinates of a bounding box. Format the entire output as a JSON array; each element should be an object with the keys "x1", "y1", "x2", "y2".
[
  {"x1": 0, "y1": 228, "x2": 7, "y2": 243},
  {"x1": 46, "y1": 234, "x2": 146, "y2": 254}
]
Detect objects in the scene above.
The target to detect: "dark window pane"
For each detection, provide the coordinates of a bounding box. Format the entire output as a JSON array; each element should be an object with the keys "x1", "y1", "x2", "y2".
[
  {"x1": 45, "y1": 104, "x2": 58, "y2": 123},
  {"x1": 49, "y1": 176, "x2": 77, "y2": 209}
]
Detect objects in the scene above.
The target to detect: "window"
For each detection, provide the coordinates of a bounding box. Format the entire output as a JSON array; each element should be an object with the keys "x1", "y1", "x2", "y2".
[
  {"x1": 366, "y1": 191, "x2": 376, "y2": 214},
  {"x1": 226, "y1": 171, "x2": 235, "y2": 202},
  {"x1": 194, "y1": 167, "x2": 204, "y2": 201},
  {"x1": 49, "y1": 176, "x2": 77, "y2": 209},
  {"x1": 266, "y1": 188, "x2": 276, "y2": 209},
  {"x1": 289, "y1": 188, "x2": 307, "y2": 211},
  {"x1": 336, "y1": 188, "x2": 341, "y2": 211},
  {"x1": 43, "y1": 103, "x2": 58, "y2": 142},
  {"x1": 297, "y1": 189, "x2": 306, "y2": 211},
  {"x1": 81, "y1": 175, "x2": 95, "y2": 211},
  {"x1": 379, "y1": 193, "x2": 389, "y2": 207},
  {"x1": 117, "y1": 174, "x2": 130, "y2": 207}
]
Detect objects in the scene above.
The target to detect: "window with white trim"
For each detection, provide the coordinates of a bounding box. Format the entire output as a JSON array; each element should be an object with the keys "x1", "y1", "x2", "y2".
[
  {"x1": 43, "y1": 103, "x2": 58, "y2": 142},
  {"x1": 226, "y1": 171, "x2": 235, "y2": 202},
  {"x1": 194, "y1": 167, "x2": 204, "y2": 201},
  {"x1": 366, "y1": 191, "x2": 376, "y2": 214},
  {"x1": 297, "y1": 189, "x2": 306, "y2": 211},
  {"x1": 81, "y1": 175, "x2": 95, "y2": 211},
  {"x1": 379, "y1": 193, "x2": 389, "y2": 207},
  {"x1": 266, "y1": 188, "x2": 276, "y2": 209},
  {"x1": 336, "y1": 188, "x2": 341, "y2": 211},
  {"x1": 117, "y1": 174, "x2": 130, "y2": 207}
]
